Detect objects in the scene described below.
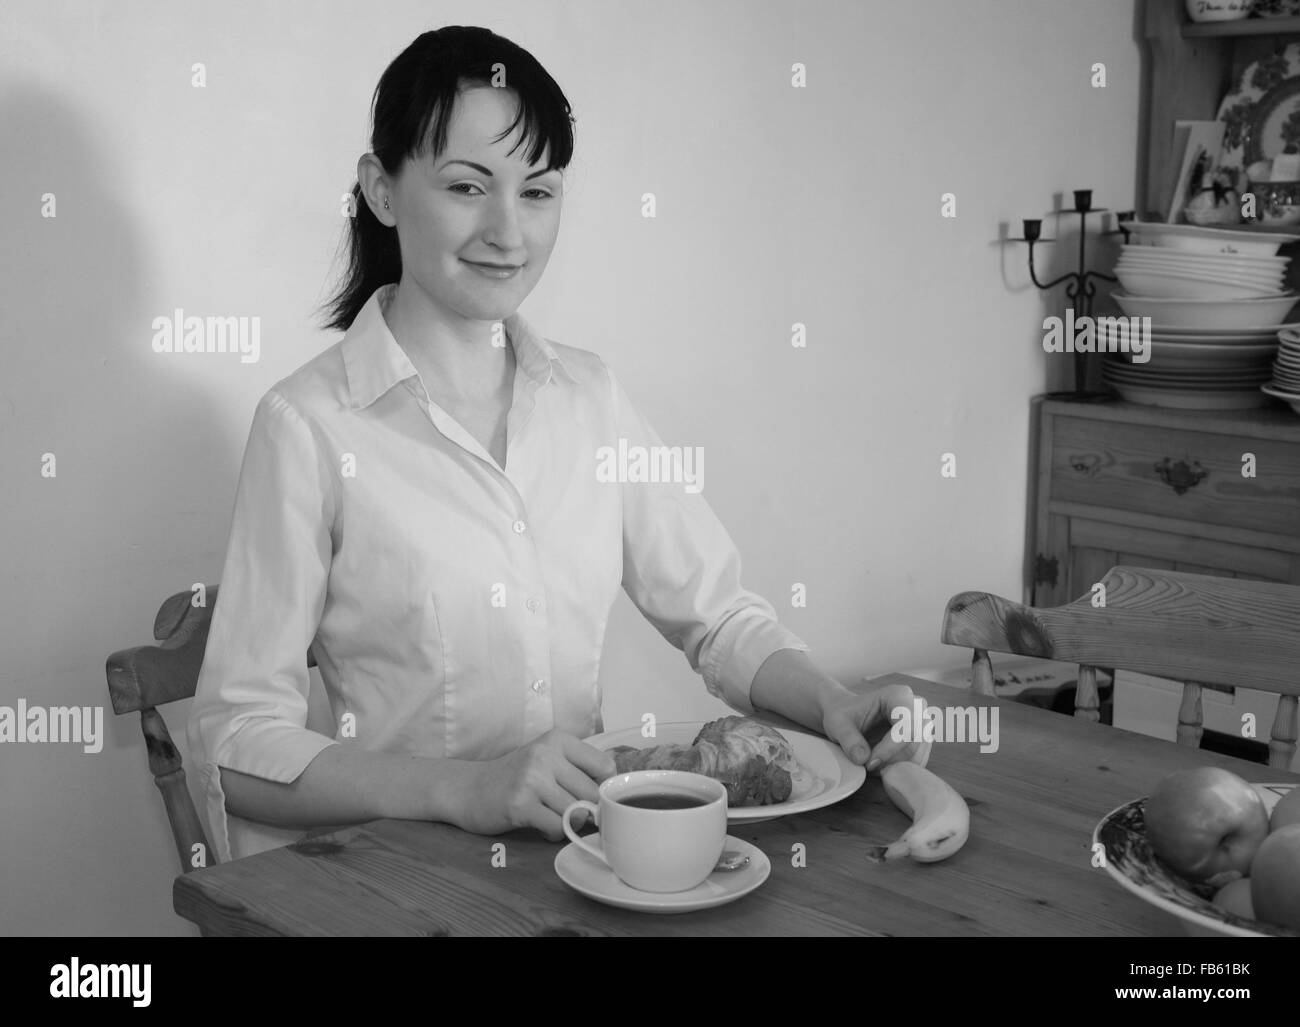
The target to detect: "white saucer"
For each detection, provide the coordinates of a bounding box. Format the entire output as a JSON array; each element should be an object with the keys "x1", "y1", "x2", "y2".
[{"x1": 554, "y1": 835, "x2": 770, "y2": 914}]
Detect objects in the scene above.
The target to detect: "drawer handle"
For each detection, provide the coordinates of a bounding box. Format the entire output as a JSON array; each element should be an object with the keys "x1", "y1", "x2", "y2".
[
  {"x1": 1154, "y1": 457, "x2": 1207, "y2": 495},
  {"x1": 1068, "y1": 453, "x2": 1102, "y2": 477}
]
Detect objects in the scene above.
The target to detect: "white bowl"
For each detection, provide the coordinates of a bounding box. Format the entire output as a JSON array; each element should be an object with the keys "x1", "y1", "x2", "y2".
[
  {"x1": 1113, "y1": 292, "x2": 1300, "y2": 329},
  {"x1": 1126, "y1": 221, "x2": 1300, "y2": 257},
  {"x1": 1115, "y1": 270, "x2": 1283, "y2": 300}
]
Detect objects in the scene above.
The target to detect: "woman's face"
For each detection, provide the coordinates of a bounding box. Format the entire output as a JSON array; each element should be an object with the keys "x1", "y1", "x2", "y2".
[{"x1": 375, "y1": 85, "x2": 564, "y2": 323}]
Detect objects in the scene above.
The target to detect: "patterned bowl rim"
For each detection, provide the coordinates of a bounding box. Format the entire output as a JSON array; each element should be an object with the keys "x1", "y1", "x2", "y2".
[{"x1": 1091, "y1": 783, "x2": 1299, "y2": 938}]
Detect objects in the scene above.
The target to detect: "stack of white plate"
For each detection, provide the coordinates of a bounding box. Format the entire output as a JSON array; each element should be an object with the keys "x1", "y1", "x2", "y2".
[
  {"x1": 1262, "y1": 327, "x2": 1300, "y2": 414},
  {"x1": 1102, "y1": 223, "x2": 1300, "y2": 408},
  {"x1": 1115, "y1": 244, "x2": 1288, "y2": 300},
  {"x1": 1114, "y1": 222, "x2": 1299, "y2": 325},
  {"x1": 1102, "y1": 322, "x2": 1298, "y2": 410}
]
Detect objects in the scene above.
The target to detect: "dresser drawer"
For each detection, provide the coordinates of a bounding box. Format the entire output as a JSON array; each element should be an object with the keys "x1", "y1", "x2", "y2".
[{"x1": 1049, "y1": 415, "x2": 1300, "y2": 537}]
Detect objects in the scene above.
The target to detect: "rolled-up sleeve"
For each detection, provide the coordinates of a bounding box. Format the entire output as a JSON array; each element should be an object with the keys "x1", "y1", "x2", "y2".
[
  {"x1": 187, "y1": 388, "x2": 339, "y2": 863},
  {"x1": 605, "y1": 361, "x2": 810, "y2": 714}
]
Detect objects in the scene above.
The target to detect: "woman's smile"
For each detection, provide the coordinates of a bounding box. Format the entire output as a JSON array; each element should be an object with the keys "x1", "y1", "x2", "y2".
[{"x1": 462, "y1": 259, "x2": 524, "y2": 279}]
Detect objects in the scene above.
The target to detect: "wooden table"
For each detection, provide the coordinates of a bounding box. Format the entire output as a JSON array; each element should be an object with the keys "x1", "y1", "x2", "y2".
[{"x1": 174, "y1": 675, "x2": 1300, "y2": 936}]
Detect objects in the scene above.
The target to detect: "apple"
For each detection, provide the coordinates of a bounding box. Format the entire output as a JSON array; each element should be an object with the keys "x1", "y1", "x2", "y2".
[
  {"x1": 1269, "y1": 787, "x2": 1300, "y2": 834},
  {"x1": 1144, "y1": 767, "x2": 1271, "y2": 883},
  {"x1": 1250, "y1": 824, "x2": 1300, "y2": 931},
  {"x1": 1211, "y1": 877, "x2": 1255, "y2": 920}
]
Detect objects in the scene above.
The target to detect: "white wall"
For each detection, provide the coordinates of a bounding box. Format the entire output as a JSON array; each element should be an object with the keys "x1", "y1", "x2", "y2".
[{"x1": 0, "y1": 0, "x2": 1141, "y2": 934}]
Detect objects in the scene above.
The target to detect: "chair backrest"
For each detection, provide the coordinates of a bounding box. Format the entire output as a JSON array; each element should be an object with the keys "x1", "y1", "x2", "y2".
[
  {"x1": 105, "y1": 585, "x2": 317, "y2": 873},
  {"x1": 940, "y1": 565, "x2": 1300, "y2": 770}
]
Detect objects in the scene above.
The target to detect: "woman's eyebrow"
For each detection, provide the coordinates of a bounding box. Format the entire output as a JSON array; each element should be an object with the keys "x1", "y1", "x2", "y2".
[{"x1": 437, "y1": 158, "x2": 556, "y2": 181}]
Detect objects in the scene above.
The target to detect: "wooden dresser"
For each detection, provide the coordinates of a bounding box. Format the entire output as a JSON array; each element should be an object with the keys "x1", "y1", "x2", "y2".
[
  {"x1": 1027, "y1": 395, "x2": 1300, "y2": 607},
  {"x1": 1026, "y1": 396, "x2": 1300, "y2": 767}
]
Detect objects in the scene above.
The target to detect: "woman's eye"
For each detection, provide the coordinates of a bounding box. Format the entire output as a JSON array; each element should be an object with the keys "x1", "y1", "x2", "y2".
[{"x1": 449, "y1": 183, "x2": 553, "y2": 200}]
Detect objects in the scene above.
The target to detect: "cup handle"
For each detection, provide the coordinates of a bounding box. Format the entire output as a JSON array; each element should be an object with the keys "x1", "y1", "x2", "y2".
[{"x1": 561, "y1": 800, "x2": 609, "y2": 868}]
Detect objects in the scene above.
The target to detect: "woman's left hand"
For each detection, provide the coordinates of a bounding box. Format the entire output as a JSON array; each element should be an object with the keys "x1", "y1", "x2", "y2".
[{"x1": 819, "y1": 680, "x2": 925, "y2": 771}]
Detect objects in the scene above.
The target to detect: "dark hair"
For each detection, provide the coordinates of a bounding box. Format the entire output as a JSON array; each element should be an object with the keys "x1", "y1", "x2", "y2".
[{"x1": 318, "y1": 26, "x2": 576, "y2": 333}]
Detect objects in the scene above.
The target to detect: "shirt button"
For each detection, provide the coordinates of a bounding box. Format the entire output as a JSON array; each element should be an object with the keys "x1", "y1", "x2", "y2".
[
  {"x1": 526, "y1": 597, "x2": 540, "y2": 612},
  {"x1": 513, "y1": 519, "x2": 527, "y2": 534},
  {"x1": 531, "y1": 679, "x2": 546, "y2": 694}
]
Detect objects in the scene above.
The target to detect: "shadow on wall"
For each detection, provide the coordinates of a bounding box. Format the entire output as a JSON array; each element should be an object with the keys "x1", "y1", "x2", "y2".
[{"x1": 0, "y1": 76, "x2": 265, "y2": 935}]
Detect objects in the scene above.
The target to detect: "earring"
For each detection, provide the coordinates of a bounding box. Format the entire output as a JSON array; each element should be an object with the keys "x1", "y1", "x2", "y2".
[{"x1": 384, "y1": 199, "x2": 390, "y2": 210}]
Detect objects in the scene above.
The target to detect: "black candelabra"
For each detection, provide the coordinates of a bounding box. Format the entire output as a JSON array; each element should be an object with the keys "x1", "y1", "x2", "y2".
[{"x1": 1012, "y1": 189, "x2": 1135, "y2": 401}]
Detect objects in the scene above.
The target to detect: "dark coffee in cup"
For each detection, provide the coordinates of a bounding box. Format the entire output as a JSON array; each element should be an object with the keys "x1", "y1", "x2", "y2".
[{"x1": 617, "y1": 791, "x2": 710, "y2": 810}]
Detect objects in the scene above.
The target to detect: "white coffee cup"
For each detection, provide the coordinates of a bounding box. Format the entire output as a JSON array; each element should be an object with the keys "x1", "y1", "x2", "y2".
[{"x1": 562, "y1": 770, "x2": 727, "y2": 892}]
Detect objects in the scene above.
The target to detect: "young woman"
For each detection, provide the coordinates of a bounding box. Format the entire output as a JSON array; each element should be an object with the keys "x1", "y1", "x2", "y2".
[{"x1": 188, "y1": 25, "x2": 920, "y2": 864}]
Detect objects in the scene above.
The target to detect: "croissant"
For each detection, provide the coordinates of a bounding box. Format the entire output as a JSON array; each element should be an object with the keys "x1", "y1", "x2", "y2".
[{"x1": 609, "y1": 716, "x2": 802, "y2": 806}]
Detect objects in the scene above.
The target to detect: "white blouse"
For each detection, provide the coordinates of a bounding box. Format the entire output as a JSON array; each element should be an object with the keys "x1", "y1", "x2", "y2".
[{"x1": 187, "y1": 283, "x2": 809, "y2": 863}]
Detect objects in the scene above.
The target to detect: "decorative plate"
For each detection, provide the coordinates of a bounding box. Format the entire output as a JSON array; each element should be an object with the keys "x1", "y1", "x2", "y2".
[{"x1": 1217, "y1": 42, "x2": 1300, "y2": 191}]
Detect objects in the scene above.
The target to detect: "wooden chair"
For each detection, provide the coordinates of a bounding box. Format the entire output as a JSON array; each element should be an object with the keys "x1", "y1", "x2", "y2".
[
  {"x1": 105, "y1": 585, "x2": 317, "y2": 873},
  {"x1": 940, "y1": 565, "x2": 1300, "y2": 770}
]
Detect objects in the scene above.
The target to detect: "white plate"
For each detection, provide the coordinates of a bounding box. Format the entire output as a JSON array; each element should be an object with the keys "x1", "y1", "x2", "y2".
[
  {"x1": 1107, "y1": 381, "x2": 1272, "y2": 408},
  {"x1": 1104, "y1": 357, "x2": 1270, "y2": 376},
  {"x1": 1107, "y1": 364, "x2": 1268, "y2": 384},
  {"x1": 1149, "y1": 335, "x2": 1279, "y2": 348},
  {"x1": 1143, "y1": 340, "x2": 1277, "y2": 363},
  {"x1": 1150, "y1": 319, "x2": 1300, "y2": 338},
  {"x1": 1115, "y1": 270, "x2": 1282, "y2": 300},
  {"x1": 1094, "y1": 784, "x2": 1298, "y2": 937},
  {"x1": 1116, "y1": 261, "x2": 1286, "y2": 289},
  {"x1": 1118, "y1": 268, "x2": 1286, "y2": 293},
  {"x1": 1118, "y1": 253, "x2": 1285, "y2": 274},
  {"x1": 1117, "y1": 252, "x2": 1287, "y2": 273},
  {"x1": 1106, "y1": 375, "x2": 1271, "y2": 389},
  {"x1": 1120, "y1": 243, "x2": 1288, "y2": 268},
  {"x1": 1263, "y1": 384, "x2": 1300, "y2": 413},
  {"x1": 554, "y1": 834, "x2": 770, "y2": 914},
  {"x1": 584, "y1": 721, "x2": 865, "y2": 824},
  {"x1": 1113, "y1": 292, "x2": 1300, "y2": 329},
  {"x1": 1125, "y1": 220, "x2": 1300, "y2": 256}
]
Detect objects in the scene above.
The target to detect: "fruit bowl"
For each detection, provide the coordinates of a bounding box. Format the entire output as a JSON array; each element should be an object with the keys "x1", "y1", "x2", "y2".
[{"x1": 1092, "y1": 782, "x2": 1300, "y2": 937}]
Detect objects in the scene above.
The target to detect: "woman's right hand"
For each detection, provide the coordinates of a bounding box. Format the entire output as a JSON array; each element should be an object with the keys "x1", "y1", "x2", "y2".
[{"x1": 455, "y1": 729, "x2": 618, "y2": 841}]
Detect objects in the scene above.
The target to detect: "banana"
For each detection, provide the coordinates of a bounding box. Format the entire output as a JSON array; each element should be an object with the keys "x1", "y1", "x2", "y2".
[{"x1": 875, "y1": 761, "x2": 969, "y2": 863}]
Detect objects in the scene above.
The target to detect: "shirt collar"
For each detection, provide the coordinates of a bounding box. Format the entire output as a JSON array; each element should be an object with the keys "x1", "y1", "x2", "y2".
[{"x1": 341, "y1": 283, "x2": 582, "y2": 411}]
